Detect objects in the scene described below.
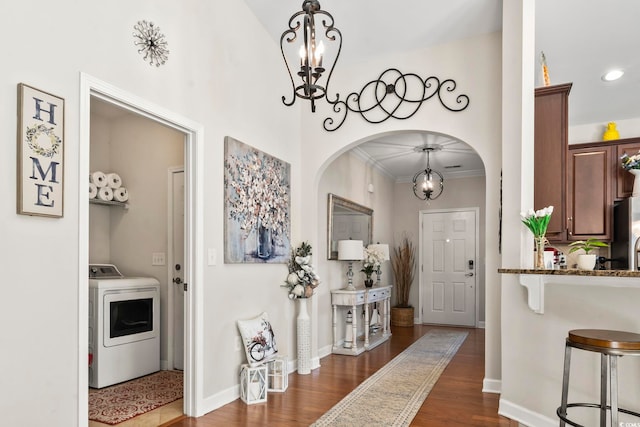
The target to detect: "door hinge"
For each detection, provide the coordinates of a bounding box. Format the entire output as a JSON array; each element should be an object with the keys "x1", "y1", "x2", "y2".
[{"x1": 183, "y1": 282, "x2": 188, "y2": 292}]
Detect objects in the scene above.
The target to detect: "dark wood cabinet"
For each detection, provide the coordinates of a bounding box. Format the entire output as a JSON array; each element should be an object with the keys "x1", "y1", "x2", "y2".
[
  {"x1": 615, "y1": 139, "x2": 640, "y2": 199},
  {"x1": 567, "y1": 145, "x2": 612, "y2": 240},
  {"x1": 535, "y1": 83, "x2": 572, "y2": 242}
]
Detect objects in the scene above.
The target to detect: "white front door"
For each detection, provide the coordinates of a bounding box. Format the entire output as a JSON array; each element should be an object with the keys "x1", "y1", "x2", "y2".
[
  {"x1": 421, "y1": 209, "x2": 477, "y2": 326},
  {"x1": 171, "y1": 170, "x2": 185, "y2": 370}
]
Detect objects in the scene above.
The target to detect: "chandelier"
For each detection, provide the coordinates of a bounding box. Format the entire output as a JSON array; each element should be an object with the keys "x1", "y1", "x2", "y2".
[
  {"x1": 280, "y1": 1, "x2": 342, "y2": 113},
  {"x1": 412, "y1": 145, "x2": 444, "y2": 201}
]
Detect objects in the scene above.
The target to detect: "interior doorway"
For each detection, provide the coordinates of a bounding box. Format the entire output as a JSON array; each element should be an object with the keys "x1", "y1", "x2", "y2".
[
  {"x1": 79, "y1": 73, "x2": 205, "y2": 425},
  {"x1": 420, "y1": 208, "x2": 479, "y2": 327}
]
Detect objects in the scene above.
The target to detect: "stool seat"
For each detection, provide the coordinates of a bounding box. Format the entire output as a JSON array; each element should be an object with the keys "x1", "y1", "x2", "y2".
[{"x1": 569, "y1": 329, "x2": 640, "y2": 351}]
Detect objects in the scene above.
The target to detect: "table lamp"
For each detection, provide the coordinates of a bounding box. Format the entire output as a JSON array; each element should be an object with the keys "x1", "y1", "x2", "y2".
[
  {"x1": 368, "y1": 243, "x2": 390, "y2": 285},
  {"x1": 338, "y1": 240, "x2": 364, "y2": 291}
]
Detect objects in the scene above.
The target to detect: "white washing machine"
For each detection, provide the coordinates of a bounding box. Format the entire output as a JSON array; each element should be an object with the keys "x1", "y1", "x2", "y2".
[{"x1": 88, "y1": 264, "x2": 160, "y2": 388}]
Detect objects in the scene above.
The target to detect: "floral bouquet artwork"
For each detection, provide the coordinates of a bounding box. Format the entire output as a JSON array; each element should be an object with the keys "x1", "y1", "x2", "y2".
[
  {"x1": 620, "y1": 151, "x2": 640, "y2": 196},
  {"x1": 224, "y1": 137, "x2": 290, "y2": 263},
  {"x1": 284, "y1": 242, "x2": 320, "y2": 299},
  {"x1": 361, "y1": 246, "x2": 385, "y2": 287},
  {"x1": 520, "y1": 206, "x2": 553, "y2": 269}
]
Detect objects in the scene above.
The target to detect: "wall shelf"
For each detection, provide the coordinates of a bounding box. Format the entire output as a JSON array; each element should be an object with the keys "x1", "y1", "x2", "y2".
[{"x1": 89, "y1": 199, "x2": 129, "y2": 209}]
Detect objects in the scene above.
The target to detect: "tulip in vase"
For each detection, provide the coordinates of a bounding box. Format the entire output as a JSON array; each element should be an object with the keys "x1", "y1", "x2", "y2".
[{"x1": 521, "y1": 206, "x2": 554, "y2": 269}]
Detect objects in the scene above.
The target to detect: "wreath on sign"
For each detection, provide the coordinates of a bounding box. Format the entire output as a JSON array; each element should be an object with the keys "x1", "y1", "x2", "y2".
[{"x1": 25, "y1": 124, "x2": 61, "y2": 158}]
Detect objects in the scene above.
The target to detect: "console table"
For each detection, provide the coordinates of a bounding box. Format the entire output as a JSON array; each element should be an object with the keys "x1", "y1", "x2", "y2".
[{"x1": 330, "y1": 285, "x2": 392, "y2": 355}]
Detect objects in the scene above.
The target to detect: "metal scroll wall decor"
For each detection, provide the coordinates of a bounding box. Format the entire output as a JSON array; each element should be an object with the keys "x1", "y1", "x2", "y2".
[{"x1": 322, "y1": 68, "x2": 470, "y2": 132}]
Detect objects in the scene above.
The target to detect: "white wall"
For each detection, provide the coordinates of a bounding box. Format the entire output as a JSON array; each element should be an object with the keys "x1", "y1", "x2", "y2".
[
  {"x1": 89, "y1": 111, "x2": 184, "y2": 365},
  {"x1": 0, "y1": 1, "x2": 301, "y2": 425},
  {"x1": 303, "y1": 31, "x2": 503, "y2": 389},
  {"x1": 316, "y1": 151, "x2": 395, "y2": 354},
  {"x1": 570, "y1": 117, "x2": 640, "y2": 144}
]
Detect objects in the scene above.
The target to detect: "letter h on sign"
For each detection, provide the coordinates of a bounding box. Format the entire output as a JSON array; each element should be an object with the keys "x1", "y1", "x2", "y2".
[{"x1": 17, "y1": 83, "x2": 65, "y2": 217}]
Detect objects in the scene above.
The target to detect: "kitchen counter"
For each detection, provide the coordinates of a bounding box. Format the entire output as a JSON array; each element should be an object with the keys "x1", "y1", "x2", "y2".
[
  {"x1": 498, "y1": 268, "x2": 640, "y2": 277},
  {"x1": 498, "y1": 268, "x2": 640, "y2": 313}
]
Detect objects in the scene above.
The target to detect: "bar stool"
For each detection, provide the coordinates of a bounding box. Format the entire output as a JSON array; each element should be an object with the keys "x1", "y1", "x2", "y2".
[{"x1": 557, "y1": 329, "x2": 640, "y2": 427}]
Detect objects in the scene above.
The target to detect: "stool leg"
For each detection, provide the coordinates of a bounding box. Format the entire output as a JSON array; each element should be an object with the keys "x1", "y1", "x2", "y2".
[
  {"x1": 600, "y1": 354, "x2": 607, "y2": 426},
  {"x1": 610, "y1": 355, "x2": 618, "y2": 427},
  {"x1": 559, "y1": 343, "x2": 572, "y2": 427}
]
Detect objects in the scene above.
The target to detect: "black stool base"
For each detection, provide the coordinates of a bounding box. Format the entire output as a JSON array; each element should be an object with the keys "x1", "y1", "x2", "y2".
[{"x1": 557, "y1": 402, "x2": 640, "y2": 427}]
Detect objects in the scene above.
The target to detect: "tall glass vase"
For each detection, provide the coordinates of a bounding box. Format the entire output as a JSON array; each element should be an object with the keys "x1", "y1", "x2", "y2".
[{"x1": 535, "y1": 237, "x2": 546, "y2": 269}]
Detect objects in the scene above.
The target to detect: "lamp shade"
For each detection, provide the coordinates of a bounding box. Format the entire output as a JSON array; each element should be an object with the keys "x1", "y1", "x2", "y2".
[
  {"x1": 368, "y1": 243, "x2": 390, "y2": 261},
  {"x1": 338, "y1": 240, "x2": 364, "y2": 261}
]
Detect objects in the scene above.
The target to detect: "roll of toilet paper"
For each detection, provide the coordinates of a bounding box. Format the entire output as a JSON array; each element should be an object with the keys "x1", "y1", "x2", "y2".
[
  {"x1": 97, "y1": 186, "x2": 114, "y2": 202},
  {"x1": 90, "y1": 171, "x2": 107, "y2": 188},
  {"x1": 89, "y1": 183, "x2": 97, "y2": 199},
  {"x1": 106, "y1": 173, "x2": 122, "y2": 189},
  {"x1": 113, "y1": 187, "x2": 129, "y2": 203}
]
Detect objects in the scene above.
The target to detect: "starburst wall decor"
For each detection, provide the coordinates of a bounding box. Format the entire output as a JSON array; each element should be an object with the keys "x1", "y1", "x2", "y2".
[{"x1": 133, "y1": 20, "x2": 169, "y2": 67}]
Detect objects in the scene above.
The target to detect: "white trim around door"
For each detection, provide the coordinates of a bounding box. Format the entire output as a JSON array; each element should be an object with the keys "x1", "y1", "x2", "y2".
[{"x1": 78, "y1": 73, "x2": 205, "y2": 426}]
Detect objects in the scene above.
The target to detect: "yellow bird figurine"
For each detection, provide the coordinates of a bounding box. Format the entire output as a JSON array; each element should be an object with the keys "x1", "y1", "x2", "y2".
[{"x1": 603, "y1": 122, "x2": 620, "y2": 141}]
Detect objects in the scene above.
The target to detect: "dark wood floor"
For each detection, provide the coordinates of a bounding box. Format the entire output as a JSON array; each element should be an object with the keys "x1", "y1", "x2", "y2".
[{"x1": 165, "y1": 325, "x2": 515, "y2": 427}]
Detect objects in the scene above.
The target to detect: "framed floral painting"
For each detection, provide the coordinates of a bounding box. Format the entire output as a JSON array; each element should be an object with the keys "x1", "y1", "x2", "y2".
[{"x1": 224, "y1": 136, "x2": 291, "y2": 263}]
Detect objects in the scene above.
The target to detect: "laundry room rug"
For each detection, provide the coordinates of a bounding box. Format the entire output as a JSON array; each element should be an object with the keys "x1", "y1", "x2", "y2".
[{"x1": 89, "y1": 370, "x2": 183, "y2": 425}]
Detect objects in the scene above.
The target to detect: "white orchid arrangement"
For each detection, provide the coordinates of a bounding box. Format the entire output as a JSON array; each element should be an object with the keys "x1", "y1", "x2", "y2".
[
  {"x1": 284, "y1": 242, "x2": 320, "y2": 299},
  {"x1": 520, "y1": 206, "x2": 554, "y2": 239},
  {"x1": 361, "y1": 246, "x2": 385, "y2": 278}
]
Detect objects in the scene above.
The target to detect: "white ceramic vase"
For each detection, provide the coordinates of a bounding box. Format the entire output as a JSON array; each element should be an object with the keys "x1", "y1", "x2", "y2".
[
  {"x1": 630, "y1": 169, "x2": 640, "y2": 197},
  {"x1": 296, "y1": 297, "x2": 311, "y2": 375},
  {"x1": 577, "y1": 254, "x2": 597, "y2": 270}
]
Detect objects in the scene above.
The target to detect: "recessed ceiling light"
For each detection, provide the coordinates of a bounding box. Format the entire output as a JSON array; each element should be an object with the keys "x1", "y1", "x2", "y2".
[{"x1": 602, "y1": 69, "x2": 624, "y2": 82}]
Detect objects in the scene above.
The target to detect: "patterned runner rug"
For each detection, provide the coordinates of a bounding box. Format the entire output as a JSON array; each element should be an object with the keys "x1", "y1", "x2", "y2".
[
  {"x1": 312, "y1": 329, "x2": 468, "y2": 427},
  {"x1": 89, "y1": 370, "x2": 183, "y2": 425}
]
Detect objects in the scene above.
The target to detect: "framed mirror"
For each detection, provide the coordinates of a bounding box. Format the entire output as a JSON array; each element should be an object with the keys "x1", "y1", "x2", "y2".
[{"x1": 327, "y1": 193, "x2": 373, "y2": 260}]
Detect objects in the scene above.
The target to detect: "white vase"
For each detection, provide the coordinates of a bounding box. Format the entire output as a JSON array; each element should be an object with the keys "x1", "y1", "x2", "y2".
[
  {"x1": 577, "y1": 254, "x2": 597, "y2": 270},
  {"x1": 296, "y1": 297, "x2": 311, "y2": 375},
  {"x1": 630, "y1": 169, "x2": 640, "y2": 197}
]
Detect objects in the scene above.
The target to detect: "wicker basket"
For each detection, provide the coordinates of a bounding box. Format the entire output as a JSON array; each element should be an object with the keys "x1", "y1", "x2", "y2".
[{"x1": 391, "y1": 306, "x2": 414, "y2": 327}]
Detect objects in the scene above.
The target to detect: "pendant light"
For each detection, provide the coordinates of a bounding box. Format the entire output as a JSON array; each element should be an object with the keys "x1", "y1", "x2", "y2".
[
  {"x1": 412, "y1": 145, "x2": 444, "y2": 201},
  {"x1": 280, "y1": 0, "x2": 342, "y2": 113}
]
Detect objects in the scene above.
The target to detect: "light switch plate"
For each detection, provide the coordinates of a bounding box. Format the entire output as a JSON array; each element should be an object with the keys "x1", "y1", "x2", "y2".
[
  {"x1": 152, "y1": 252, "x2": 166, "y2": 266},
  {"x1": 208, "y1": 248, "x2": 217, "y2": 266}
]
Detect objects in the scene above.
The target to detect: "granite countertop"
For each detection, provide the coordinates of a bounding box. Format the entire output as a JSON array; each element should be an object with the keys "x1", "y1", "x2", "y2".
[{"x1": 498, "y1": 268, "x2": 640, "y2": 277}]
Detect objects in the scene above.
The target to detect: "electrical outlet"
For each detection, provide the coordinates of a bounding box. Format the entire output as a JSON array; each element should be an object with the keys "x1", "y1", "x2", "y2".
[
  {"x1": 152, "y1": 252, "x2": 166, "y2": 266},
  {"x1": 235, "y1": 336, "x2": 242, "y2": 351}
]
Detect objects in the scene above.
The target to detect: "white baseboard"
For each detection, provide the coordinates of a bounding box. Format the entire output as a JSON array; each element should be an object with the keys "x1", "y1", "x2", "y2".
[
  {"x1": 482, "y1": 378, "x2": 501, "y2": 394},
  {"x1": 318, "y1": 343, "x2": 333, "y2": 359},
  {"x1": 201, "y1": 384, "x2": 240, "y2": 416},
  {"x1": 499, "y1": 398, "x2": 557, "y2": 427},
  {"x1": 478, "y1": 321, "x2": 486, "y2": 328}
]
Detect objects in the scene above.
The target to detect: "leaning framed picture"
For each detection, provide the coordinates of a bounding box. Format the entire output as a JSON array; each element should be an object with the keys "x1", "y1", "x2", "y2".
[
  {"x1": 17, "y1": 83, "x2": 65, "y2": 217},
  {"x1": 224, "y1": 136, "x2": 291, "y2": 263}
]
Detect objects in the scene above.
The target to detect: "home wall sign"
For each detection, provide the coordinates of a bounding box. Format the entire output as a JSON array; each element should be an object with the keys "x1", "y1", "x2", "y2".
[
  {"x1": 323, "y1": 68, "x2": 470, "y2": 132},
  {"x1": 17, "y1": 83, "x2": 65, "y2": 218},
  {"x1": 223, "y1": 136, "x2": 291, "y2": 264}
]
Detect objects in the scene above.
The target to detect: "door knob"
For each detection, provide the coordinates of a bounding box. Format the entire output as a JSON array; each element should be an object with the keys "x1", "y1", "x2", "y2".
[
  {"x1": 173, "y1": 277, "x2": 182, "y2": 284},
  {"x1": 465, "y1": 272, "x2": 474, "y2": 277}
]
